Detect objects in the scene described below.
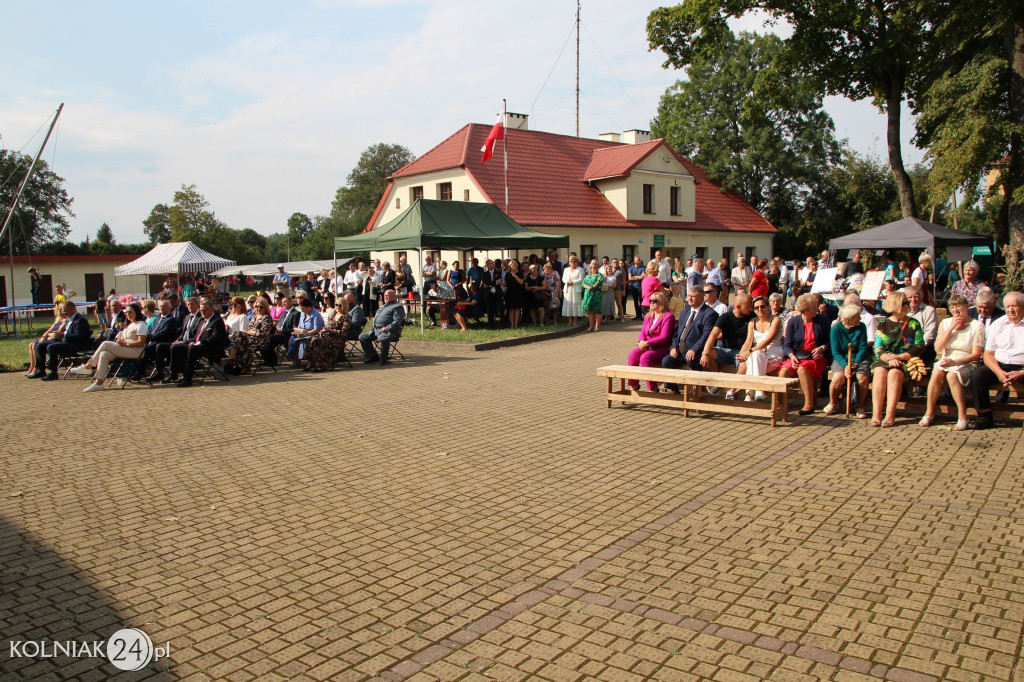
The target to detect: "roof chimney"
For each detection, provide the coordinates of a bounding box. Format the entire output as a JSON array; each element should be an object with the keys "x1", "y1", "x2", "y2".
[
  {"x1": 598, "y1": 132, "x2": 621, "y2": 143},
  {"x1": 504, "y1": 112, "x2": 529, "y2": 130},
  {"x1": 621, "y1": 129, "x2": 651, "y2": 144}
]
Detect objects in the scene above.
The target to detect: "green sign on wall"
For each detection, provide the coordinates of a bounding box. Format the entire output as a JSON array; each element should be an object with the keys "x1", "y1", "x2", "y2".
[{"x1": 653, "y1": 234, "x2": 665, "y2": 248}]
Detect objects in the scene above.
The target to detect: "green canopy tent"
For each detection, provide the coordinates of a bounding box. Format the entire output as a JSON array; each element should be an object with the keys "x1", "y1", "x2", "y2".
[{"x1": 334, "y1": 199, "x2": 570, "y2": 333}]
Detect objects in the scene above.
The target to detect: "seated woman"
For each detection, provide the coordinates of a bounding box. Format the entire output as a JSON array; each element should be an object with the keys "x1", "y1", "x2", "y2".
[
  {"x1": 228, "y1": 298, "x2": 276, "y2": 374},
  {"x1": 870, "y1": 290, "x2": 925, "y2": 426},
  {"x1": 824, "y1": 304, "x2": 871, "y2": 417},
  {"x1": 452, "y1": 283, "x2": 482, "y2": 331},
  {"x1": 25, "y1": 311, "x2": 67, "y2": 377},
  {"x1": 305, "y1": 297, "x2": 352, "y2": 372},
  {"x1": 779, "y1": 293, "x2": 830, "y2": 416},
  {"x1": 738, "y1": 296, "x2": 783, "y2": 402},
  {"x1": 920, "y1": 295, "x2": 985, "y2": 431},
  {"x1": 626, "y1": 293, "x2": 676, "y2": 392},
  {"x1": 768, "y1": 292, "x2": 791, "y2": 330},
  {"x1": 223, "y1": 296, "x2": 249, "y2": 334},
  {"x1": 70, "y1": 302, "x2": 148, "y2": 392},
  {"x1": 142, "y1": 299, "x2": 158, "y2": 329}
]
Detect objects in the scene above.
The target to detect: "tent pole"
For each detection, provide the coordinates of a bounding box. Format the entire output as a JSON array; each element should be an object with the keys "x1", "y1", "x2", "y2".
[{"x1": 418, "y1": 247, "x2": 424, "y2": 335}]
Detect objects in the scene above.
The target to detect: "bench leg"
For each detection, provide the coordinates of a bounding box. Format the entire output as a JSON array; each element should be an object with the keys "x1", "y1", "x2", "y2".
[
  {"x1": 606, "y1": 377, "x2": 612, "y2": 408},
  {"x1": 771, "y1": 391, "x2": 778, "y2": 427}
]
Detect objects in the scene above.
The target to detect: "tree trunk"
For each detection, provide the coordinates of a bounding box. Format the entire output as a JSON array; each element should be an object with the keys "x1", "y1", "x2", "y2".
[
  {"x1": 885, "y1": 83, "x2": 918, "y2": 219},
  {"x1": 1008, "y1": 18, "x2": 1024, "y2": 252}
]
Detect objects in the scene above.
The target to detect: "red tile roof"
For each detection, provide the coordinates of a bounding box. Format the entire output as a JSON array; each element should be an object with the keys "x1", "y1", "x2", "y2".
[{"x1": 372, "y1": 124, "x2": 775, "y2": 234}]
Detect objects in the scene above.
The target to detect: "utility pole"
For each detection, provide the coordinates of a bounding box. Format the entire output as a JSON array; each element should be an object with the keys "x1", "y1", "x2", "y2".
[{"x1": 575, "y1": 0, "x2": 580, "y2": 137}]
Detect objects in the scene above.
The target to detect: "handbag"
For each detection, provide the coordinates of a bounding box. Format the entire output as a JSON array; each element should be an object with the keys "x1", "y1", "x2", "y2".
[{"x1": 793, "y1": 350, "x2": 813, "y2": 361}]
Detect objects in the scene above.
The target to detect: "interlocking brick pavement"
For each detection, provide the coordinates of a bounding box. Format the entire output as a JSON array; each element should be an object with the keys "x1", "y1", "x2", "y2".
[{"x1": 1, "y1": 322, "x2": 1021, "y2": 680}]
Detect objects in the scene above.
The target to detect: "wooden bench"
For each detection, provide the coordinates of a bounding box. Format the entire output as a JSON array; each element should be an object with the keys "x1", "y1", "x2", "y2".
[
  {"x1": 597, "y1": 365, "x2": 800, "y2": 427},
  {"x1": 897, "y1": 380, "x2": 1024, "y2": 420}
]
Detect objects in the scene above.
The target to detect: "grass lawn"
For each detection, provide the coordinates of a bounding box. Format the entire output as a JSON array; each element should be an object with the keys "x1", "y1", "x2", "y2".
[{"x1": 0, "y1": 336, "x2": 34, "y2": 371}]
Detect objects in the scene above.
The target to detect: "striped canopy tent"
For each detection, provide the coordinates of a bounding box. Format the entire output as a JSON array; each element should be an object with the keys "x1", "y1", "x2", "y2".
[{"x1": 113, "y1": 241, "x2": 236, "y2": 276}]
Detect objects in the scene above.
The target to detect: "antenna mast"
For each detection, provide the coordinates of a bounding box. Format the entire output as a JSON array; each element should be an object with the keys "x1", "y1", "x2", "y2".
[{"x1": 575, "y1": 0, "x2": 580, "y2": 137}]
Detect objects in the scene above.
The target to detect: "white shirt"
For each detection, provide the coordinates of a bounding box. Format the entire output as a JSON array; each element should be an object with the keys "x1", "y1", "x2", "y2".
[
  {"x1": 343, "y1": 270, "x2": 361, "y2": 289},
  {"x1": 224, "y1": 313, "x2": 249, "y2": 334},
  {"x1": 984, "y1": 315, "x2": 1024, "y2": 365},
  {"x1": 860, "y1": 309, "x2": 877, "y2": 343},
  {"x1": 709, "y1": 300, "x2": 729, "y2": 316},
  {"x1": 778, "y1": 264, "x2": 789, "y2": 285},
  {"x1": 657, "y1": 259, "x2": 672, "y2": 284},
  {"x1": 908, "y1": 304, "x2": 937, "y2": 345}
]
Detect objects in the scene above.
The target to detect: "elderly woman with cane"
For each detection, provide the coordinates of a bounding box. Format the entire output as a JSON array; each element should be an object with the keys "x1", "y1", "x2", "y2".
[{"x1": 824, "y1": 304, "x2": 871, "y2": 418}]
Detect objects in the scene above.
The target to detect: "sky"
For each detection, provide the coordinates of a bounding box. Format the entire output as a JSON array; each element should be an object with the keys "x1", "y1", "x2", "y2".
[{"x1": 1, "y1": 0, "x2": 921, "y2": 246}]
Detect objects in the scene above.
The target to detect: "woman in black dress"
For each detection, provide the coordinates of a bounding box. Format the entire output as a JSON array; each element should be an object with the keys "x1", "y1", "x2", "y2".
[
  {"x1": 524, "y1": 264, "x2": 546, "y2": 325},
  {"x1": 503, "y1": 260, "x2": 525, "y2": 329}
]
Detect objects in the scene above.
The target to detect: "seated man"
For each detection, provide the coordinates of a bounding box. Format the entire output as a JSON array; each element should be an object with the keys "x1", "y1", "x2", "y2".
[
  {"x1": 166, "y1": 297, "x2": 228, "y2": 387},
  {"x1": 968, "y1": 288, "x2": 1004, "y2": 330},
  {"x1": 969, "y1": 291, "x2": 1024, "y2": 430},
  {"x1": 344, "y1": 292, "x2": 367, "y2": 340},
  {"x1": 662, "y1": 286, "x2": 718, "y2": 392},
  {"x1": 135, "y1": 298, "x2": 181, "y2": 380},
  {"x1": 94, "y1": 298, "x2": 127, "y2": 346},
  {"x1": 360, "y1": 289, "x2": 405, "y2": 365},
  {"x1": 702, "y1": 282, "x2": 728, "y2": 316},
  {"x1": 842, "y1": 292, "x2": 877, "y2": 343},
  {"x1": 699, "y1": 292, "x2": 755, "y2": 391},
  {"x1": 150, "y1": 297, "x2": 201, "y2": 381},
  {"x1": 30, "y1": 301, "x2": 93, "y2": 380},
  {"x1": 266, "y1": 295, "x2": 300, "y2": 365},
  {"x1": 287, "y1": 296, "x2": 324, "y2": 367}
]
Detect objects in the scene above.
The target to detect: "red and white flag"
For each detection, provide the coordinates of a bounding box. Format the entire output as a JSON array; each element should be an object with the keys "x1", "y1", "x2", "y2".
[{"x1": 480, "y1": 113, "x2": 504, "y2": 163}]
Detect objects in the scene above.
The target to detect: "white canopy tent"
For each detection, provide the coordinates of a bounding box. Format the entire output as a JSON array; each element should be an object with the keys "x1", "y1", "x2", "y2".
[
  {"x1": 114, "y1": 241, "x2": 236, "y2": 276},
  {"x1": 208, "y1": 259, "x2": 349, "y2": 278}
]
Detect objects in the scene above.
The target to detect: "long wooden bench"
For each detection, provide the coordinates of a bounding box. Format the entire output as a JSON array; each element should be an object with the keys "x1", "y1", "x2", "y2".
[
  {"x1": 897, "y1": 380, "x2": 1024, "y2": 420},
  {"x1": 597, "y1": 365, "x2": 800, "y2": 427}
]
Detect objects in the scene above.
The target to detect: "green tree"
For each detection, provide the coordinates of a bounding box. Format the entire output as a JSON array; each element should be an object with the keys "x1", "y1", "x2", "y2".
[
  {"x1": 0, "y1": 150, "x2": 74, "y2": 253},
  {"x1": 334, "y1": 143, "x2": 415, "y2": 229},
  {"x1": 95, "y1": 222, "x2": 115, "y2": 245},
  {"x1": 648, "y1": 0, "x2": 928, "y2": 218},
  {"x1": 287, "y1": 212, "x2": 314, "y2": 247},
  {"x1": 142, "y1": 203, "x2": 172, "y2": 244},
  {"x1": 168, "y1": 184, "x2": 227, "y2": 246},
  {"x1": 651, "y1": 29, "x2": 840, "y2": 228}
]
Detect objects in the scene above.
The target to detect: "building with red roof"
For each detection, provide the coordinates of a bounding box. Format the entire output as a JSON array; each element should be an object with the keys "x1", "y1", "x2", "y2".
[{"x1": 366, "y1": 114, "x2": 775, "y2": 271}]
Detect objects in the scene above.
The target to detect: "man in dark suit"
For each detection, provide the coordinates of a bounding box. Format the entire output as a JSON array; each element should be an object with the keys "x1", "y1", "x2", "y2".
[
  {"x1": 31, "y1": 302, "x2": 93, "y2": 380},
  {"x1": 661, "y1": 285, "x2": 719, "y2": 392},
  {"x1": 167, "y1": 293, "x2": 189, "y2": 323},
  {"x1": 481, "y1": 259, "x2": 504, "y2": 329},
  {"x1": 266, "y1": 295, "x2": 300, "y2": 366},
  {"x1": 166, "y1": 297, "x2": 228, "y2": 387},
  {"x1": 343, "y1": 292, "x2": 367, "y2": 341},
  {"x1": 136, "y1": 299, "x2": 182, "y2": 380},
  {"x1": 150, "y1": 297, "x2": 201, "y2": 381},
  {"x1": 360, "y1": 289, "x2": 405, "y2": 365},
  {"x1": 968, "y1": 289, "x2": 1004, "y2": 330}
]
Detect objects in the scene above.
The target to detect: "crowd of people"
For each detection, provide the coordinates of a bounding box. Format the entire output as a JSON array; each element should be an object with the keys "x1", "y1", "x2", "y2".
[
  {"x1": 624, "y1": 250, "x2": 1023, "y2": 430},
  {"x1": 24, "y1": 276, "x2": 414, "y2": 392}
]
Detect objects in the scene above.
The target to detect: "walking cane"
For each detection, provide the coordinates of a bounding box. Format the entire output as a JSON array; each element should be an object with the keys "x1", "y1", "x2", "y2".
[{"x1": 846, "y1": 343, "x2": 854, "y2": 417}]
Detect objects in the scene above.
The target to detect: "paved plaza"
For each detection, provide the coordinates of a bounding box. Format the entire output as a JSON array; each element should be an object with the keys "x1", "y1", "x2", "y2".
[{"x1": 1, "y1": 323, "x2": 1023, "y2": 681}]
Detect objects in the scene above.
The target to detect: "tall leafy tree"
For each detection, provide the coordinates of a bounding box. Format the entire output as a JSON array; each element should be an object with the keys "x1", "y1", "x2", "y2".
[
  {"x1": 287, "y1": 212, "x2": 314, "y2": 247},
  {"x1": 95, "y1": 222, "x2": 115, "y2": 245},
  {"x1": 168, "y1": 184, "x2": 224, "y2": 243},
  {"x1": 651, "y1": 29, "x2": 841, "y2": 228},
  {"x1": 142, "y1": 203, "x2": 172, "y2": 244},
  {"x1": 335, "y1": 143, "x2": 415, "y2": 229},
  {"x1": 0, "y1": 150, "x2": 74, "y2": 253},
  {"x1": 648, "y1": 0, "x2": 928, "y2": 218}
]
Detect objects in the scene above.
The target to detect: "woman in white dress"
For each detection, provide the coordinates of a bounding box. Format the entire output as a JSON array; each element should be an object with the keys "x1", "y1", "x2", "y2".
[
  {"x1": 920, "y1": 295, "x2": 985, "y2": 431},
  {"x1": 70, "y1": 302, "x2": 148, "y2": 392},
  {"x1": 737, "y1": 295, "x2": 784, "y2": 401},
  {"x1": 561, "y1": 254, "x2": 585, "y2": 325}
]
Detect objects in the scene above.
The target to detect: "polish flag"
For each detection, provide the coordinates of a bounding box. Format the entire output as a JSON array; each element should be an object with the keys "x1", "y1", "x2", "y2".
[{"x1": 480, "y1": 114, "x2": 504, "y2": 163}]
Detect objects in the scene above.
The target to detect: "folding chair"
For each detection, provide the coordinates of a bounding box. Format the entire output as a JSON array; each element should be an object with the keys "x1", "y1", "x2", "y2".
[
  {"x1": 372, "y1": 336, "x2": 406, "y2": 364},
  {"x1": 59, "y1": 352, "x2": 94, "y2": 379},
  {"x1": 105, "y1": 358, "x2": 151, "y2": 389},
  {"x1": 250, "y1": 345, "x2": 278, "y2": 376},
  {"x1": 195, "y1": 356, "x2": 230, "y2": 385}
]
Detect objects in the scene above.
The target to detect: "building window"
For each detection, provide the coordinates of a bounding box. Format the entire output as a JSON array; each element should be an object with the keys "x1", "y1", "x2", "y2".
[
  {"x1": 745, "y1": 247, "x2": 756, "y2": 264},
  {"x1": 463, "y1": 189, "x2": 470, "y2": 201},
  {"x1": 723, "y1": 246, "x2": 733, "y2": 264},
  {"x1": 581, "y1": 245, "x2": 596, "y2": 263},
  {"x1": 438, "y1": 182, "x2": 453, "y2": 201},
  {"x1": 411, "y1": 186, "x2": 423, "y2": 202},
  {"x1": 462, "y1": 250, "x2": 474, "y2": 266},
  {"x1": 621, "y1": 245, "x2": 635, "y2": 263},
  {"x1": 395, "y1": 198, "x2": 401, "y2": 209},
  {"x1": 670, "y1": 186, "x2": 680, "y2": 215},
  {"x1": 642, "y1": 184, "x2": 655, "y2": 214},
  {"x1": 695, "y1": 247, "x2": 706, "y2": 261}
]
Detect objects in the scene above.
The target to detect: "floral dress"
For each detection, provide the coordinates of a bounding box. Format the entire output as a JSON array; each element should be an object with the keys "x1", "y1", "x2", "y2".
[
  {"x1": 870, "y1": 316, "x2": 925, "y2": 376},
  {"x1": 305, "y1": 310, "x2": 352, "y2": 371},
  {"x1": 232, "y1": 314, "x2": 275, "y2": 374},
  {"x1": 581, "y1": 273, "x2": 605, "y2": 314}
]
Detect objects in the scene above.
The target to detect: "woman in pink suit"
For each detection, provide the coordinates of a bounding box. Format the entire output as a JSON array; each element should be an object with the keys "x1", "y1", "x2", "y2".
[{"x1": 626, "y1": 293, "x2": 677, "y2": 391}]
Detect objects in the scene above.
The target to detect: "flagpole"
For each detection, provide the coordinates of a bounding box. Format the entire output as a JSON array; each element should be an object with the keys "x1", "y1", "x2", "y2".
[{"x1": 499, "y1": 98, "x2": 507, "y2": 209}]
